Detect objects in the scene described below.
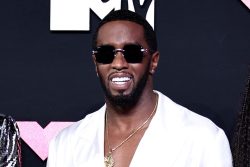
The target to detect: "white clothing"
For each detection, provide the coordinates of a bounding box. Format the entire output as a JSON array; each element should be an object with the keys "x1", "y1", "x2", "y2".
[{"x1": 47, "y1": 91, "x2": 232, "y2": 167}]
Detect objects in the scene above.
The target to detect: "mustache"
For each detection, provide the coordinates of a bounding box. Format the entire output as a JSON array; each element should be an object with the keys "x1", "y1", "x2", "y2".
[{"x1": 108, "y1": 71, "x2": 134, "y2": 81}]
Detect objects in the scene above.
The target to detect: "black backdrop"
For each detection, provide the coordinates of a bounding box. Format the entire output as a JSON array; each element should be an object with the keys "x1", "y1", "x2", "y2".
[{"x1": 0, "y1": 0, "x2": 250, "y2": 166}]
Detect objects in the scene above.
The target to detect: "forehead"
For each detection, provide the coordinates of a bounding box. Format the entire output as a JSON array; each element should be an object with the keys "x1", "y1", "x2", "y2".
[{"x1": 96, "y1": 20, "x2": 145, "y2": 46}]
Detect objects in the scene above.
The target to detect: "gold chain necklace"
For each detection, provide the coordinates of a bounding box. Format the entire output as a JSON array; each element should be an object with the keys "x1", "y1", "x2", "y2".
[{"x1": 104, "y1": 94, "x2": 158, "y2": 167}]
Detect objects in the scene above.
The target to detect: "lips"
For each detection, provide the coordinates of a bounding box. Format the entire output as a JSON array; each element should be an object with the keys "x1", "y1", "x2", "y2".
[
  {"x1": 111, "y1": 77, "x2": 131, "y2": 84},
  {"x1": 109, "y1": 72, "x2": 133, "y2": 90}
]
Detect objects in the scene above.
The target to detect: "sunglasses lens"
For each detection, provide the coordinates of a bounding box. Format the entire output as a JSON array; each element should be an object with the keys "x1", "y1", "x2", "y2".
[
  {"x1": 95, "y1": 45, "x2": 114, "y2": 64},
  {"x1": 123, "y1": 44, "x2": 144, "y2": 63},
  {"x1": 94, "y1": 44, "x2": 145, "y2": 64}
]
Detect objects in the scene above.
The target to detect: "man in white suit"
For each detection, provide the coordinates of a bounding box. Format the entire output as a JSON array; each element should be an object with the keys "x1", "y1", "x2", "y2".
[{"x1": 47, "y1": 10, "x2": 232, "y2": 167}]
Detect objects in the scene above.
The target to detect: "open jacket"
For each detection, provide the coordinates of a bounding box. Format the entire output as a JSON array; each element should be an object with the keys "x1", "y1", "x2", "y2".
[{"x1": 47, "y1": 91, "x2": 232, "y2": 167}]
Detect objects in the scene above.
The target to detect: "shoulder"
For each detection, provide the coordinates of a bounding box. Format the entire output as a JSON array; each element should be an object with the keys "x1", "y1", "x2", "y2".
[
  {"x1": 156, "y1": 90, "x2": 226, "y2": 137},
  {"x1": 53, "y1": 106, "x2": 105, "y2": 144},
  {"x1": 48, "y1": 105, "x2": 106, "y2": 152},
  {"x1": 47, "y1": 106, "x2": 106, "y2": 166},
  {"x1": 155, "y1": 91, "x2": 232, "y2": 165}
]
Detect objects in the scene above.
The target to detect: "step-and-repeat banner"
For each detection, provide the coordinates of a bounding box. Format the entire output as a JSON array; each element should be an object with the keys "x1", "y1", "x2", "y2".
[{"x1": 1, "y1": 0, "x2": 250, "y2": 166}]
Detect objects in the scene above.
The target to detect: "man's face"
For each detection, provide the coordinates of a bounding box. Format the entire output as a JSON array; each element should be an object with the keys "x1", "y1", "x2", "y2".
[{"x1": 93, "y1": 21, "x2": 153, "y2": 107}]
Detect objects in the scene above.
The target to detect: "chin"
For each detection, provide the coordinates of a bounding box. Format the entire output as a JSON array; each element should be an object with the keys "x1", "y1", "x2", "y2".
[
  {"x1": 109, "y1": 93, "x2": 136, "y2": 108},
  {"x1": 111, "y1": 88, "x2": 133, "y2": 97}
]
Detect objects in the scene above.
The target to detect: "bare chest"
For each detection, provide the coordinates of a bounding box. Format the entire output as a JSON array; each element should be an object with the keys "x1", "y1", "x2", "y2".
[{"x1": 104, "y1": 128, "x2": 147, "y2": 167}]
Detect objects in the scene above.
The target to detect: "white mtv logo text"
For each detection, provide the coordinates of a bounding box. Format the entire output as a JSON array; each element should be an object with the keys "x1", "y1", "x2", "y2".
[{"x1": 50, "y1": 0, "x2": 155, "y2": 31}]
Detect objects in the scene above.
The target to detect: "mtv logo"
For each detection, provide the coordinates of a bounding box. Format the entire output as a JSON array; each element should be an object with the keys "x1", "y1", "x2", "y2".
[
  {"x1": 17, "y1": 121, "x2": 74, "y2": 160},
  {"x1": 50, "y1": 0, "x2": 155, "y2": 31}
]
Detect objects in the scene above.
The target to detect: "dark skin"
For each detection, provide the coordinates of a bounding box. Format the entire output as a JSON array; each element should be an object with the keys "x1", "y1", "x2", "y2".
[{"x1": 93, "y1": 20, "x2": 160, "y2": 167}]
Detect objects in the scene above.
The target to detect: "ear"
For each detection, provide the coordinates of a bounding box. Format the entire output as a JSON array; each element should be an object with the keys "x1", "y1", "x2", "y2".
[
  {"x1": 149, "y1": 51, "x2": 160, "y2": 75},
  {"x1": 92, "y1": 54, "x2": 99, "y2": 77}
]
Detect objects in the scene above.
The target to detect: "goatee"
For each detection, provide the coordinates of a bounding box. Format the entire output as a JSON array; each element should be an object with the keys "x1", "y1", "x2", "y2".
[{"x1": 98, "y1": 66, "x2": 150, "y2": 109}]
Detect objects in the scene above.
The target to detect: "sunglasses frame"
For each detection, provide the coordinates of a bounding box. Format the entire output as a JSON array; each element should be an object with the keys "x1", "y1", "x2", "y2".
[{"x1": 92, "y1": 44, "x2": 149, "y2": 64}]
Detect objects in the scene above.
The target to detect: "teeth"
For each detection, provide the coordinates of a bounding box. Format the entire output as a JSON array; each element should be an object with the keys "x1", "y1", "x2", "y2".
[{"x1": 112, "y1": 77, "x2": 130, "y2": 83}]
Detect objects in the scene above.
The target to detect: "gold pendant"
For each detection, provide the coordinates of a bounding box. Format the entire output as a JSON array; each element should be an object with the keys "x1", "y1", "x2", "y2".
[{"x1": 104, "y1": 152, "x2": 114, "y2": 167}]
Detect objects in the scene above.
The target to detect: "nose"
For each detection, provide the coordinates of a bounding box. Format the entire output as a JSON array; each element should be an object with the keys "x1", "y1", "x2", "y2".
[{"x1": 111, "y1": 51, "x2": 129, "y2": 70}]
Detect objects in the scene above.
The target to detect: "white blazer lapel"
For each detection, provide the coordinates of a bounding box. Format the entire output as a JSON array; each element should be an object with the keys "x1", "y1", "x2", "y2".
[
  {"x1": 72, "y1": 106, "x2": 106, "y2": 166},
  {"x1": 130, "y1": 92, "x2": 188, "y2": 166}
]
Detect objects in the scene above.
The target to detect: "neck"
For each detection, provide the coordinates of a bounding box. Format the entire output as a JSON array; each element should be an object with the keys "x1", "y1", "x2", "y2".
[{"x1": 105, "y1": 90, "x2": 157, "y2": 132}]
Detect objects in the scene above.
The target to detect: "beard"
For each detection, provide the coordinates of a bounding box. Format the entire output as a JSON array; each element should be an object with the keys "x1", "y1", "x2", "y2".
[{"x1": 98, "y1": 64, "x2": 150, "y2": 109}]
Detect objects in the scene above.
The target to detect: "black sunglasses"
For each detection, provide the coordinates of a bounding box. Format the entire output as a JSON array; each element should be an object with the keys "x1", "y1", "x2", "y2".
[{"x1": 92, "y1": 44, "x2": 148, "y2": 64}]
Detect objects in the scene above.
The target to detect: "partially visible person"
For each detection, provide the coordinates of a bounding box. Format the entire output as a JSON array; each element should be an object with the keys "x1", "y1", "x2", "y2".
[
  {"x1": 232, "y1": 73, "x2": 250, "y2": 167},
  {"x1": 0, "y1": 114, "x2": 21, "y2": 167}
]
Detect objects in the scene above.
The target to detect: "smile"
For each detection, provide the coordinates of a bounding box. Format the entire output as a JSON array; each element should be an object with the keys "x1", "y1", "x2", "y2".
[{"x1": 111, "y1": 77, "x2": 131, "y2": 85}]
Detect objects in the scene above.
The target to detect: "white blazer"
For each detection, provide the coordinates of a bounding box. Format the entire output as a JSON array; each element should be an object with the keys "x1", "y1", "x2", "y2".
[{"x1": 47, "y1": 91, "x2": 232, "y2": 167}]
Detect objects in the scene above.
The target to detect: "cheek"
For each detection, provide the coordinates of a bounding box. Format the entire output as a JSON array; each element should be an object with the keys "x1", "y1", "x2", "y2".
[
  {"x1": 96, "y1": 65, "x2": 109, "y2": 81},
  {"x1": 131, "y1": 61, "x2": 151, "y2": 78}
]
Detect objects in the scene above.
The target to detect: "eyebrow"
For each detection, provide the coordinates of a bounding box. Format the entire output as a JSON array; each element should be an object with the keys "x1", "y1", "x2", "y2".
[{"x1": 96, "y1": 42, "x2": 141, "y2": 48}]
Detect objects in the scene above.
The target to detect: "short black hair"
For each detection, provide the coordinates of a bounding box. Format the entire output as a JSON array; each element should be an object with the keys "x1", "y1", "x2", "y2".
[{"x1": 92, "y1": 10, "x2": 157, "y2": 54}]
